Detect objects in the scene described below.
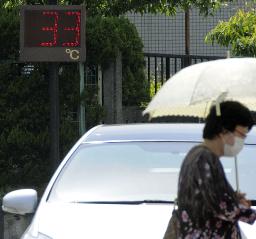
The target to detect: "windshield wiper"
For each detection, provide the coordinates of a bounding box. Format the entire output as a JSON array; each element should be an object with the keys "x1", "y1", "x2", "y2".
[
  {"x1": 71, "y1": 200, "x2": 255, "y2": 206},
  {"x1": 72, "y1": 200, "x2": 174, "y2": 205},
  {"x1": 251, "y1": 200, "x2": 256, "y2": 206}
]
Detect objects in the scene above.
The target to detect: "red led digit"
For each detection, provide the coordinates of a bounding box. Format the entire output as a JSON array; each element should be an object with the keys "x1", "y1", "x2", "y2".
[
  {"x1": 40, "y1": 11, "x2": 58, "y2": 47},
  {"x1": 62, "y1": 11, "x2": 81, "y2": 47}
]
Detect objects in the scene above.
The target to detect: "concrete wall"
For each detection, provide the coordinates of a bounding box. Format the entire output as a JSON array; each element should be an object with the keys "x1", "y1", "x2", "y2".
[{"x1": 103, "y1": 51, "x2": 123, "y2": 124}]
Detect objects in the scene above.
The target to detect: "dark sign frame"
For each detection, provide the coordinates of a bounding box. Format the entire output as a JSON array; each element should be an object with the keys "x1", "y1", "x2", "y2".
[{"x1": 20, "y1": 5, "x2": 86, "y2": 62}]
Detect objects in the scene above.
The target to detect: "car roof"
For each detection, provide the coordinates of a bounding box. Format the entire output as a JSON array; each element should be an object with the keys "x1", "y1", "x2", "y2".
[{"x1": 84, "y1": 123, "x2": 256, "y2": 145}]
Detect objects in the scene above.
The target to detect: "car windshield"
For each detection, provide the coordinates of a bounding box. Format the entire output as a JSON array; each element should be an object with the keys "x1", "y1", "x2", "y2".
[{"x1": 48, "y1": 141, "x2": 255, "y2": 203}]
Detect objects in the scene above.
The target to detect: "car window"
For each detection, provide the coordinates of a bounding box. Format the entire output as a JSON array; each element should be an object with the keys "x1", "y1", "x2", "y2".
[
  {"x1": 236, "y1": 144, "x2": 256, "y2": 200},
  {"x1": 48, "y1": 141, "x2": 241, "y2": 203}
]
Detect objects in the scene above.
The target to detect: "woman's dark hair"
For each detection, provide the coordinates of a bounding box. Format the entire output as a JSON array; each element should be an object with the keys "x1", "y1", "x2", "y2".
[{"x1": 203, "y1": 101, "x2": 254, "y2": 139}]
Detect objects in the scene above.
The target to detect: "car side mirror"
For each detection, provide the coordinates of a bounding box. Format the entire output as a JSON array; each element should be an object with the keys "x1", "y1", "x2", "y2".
[{"x1": 2, "y1": 189, "x2": 38, "y2": 215}]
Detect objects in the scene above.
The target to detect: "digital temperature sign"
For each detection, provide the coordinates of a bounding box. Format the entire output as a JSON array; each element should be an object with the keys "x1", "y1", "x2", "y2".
[{"x1": 20, "y1": 5, "x2": 86, "y2": 62}]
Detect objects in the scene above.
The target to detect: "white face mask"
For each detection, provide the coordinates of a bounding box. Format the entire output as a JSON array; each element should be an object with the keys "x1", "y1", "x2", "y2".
[{"x1": 223, "y1": 136, "x2": 245, "y2": 157}]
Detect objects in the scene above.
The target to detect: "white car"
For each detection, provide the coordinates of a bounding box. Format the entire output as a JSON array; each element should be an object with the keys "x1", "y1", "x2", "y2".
[{"x1": 2, "y1": 123, "x2": 256, "y2": 239}]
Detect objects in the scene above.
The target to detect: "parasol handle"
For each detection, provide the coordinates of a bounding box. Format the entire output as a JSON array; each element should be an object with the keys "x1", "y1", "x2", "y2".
[
  {"x1": 211, "y1": 91, "x2": 228, "y2": 116},
  {"x1": 234, "y1": 156, "x2": 239, "y2": 191}
]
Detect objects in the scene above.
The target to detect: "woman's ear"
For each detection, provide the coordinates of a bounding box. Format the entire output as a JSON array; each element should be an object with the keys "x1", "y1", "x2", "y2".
[{"x1": 221, "y1": 131, "x2": 235, "y2": 145}]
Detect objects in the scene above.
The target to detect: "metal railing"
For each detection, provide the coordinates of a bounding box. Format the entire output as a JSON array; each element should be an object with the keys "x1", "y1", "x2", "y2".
[{"x1": 144, "y1": 53, "x2": 224, "y2": 94}]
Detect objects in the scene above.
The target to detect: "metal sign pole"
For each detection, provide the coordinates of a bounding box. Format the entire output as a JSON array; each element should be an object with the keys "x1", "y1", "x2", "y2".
[
  {"x1": 79, "y1": 62, "x2": 86, "y2": 135},
  {"x1": 49, "y1": 63, "x2": 60, "y2": 171},
  {"x1": 48, "y1": 0, "x2": 60, "y2": 171}
]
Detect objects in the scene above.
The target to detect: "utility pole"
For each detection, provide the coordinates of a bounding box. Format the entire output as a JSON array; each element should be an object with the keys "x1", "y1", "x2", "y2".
[{"x1": 184, "y1": 8, "x2": 191, "y2": 67}]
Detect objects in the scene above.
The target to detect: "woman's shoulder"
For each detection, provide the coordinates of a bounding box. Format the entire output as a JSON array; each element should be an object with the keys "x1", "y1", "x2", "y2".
[
  {"x1": 189, "y1": 144, "x2": 212, "y2": 154},
  {"x1": 186, "y1": 144, "x2": 217, "y2": 160}
]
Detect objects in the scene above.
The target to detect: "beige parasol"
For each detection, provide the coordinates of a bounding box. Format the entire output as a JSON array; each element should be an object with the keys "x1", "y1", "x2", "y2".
[{"x1": 143, "y1": 57, "x2": 256, "y2": 119}]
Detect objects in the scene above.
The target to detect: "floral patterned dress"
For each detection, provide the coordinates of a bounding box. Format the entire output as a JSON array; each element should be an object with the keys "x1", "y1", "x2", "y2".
[{"x1": 176, "y1": 145, "x2": 256, "y2": 239}]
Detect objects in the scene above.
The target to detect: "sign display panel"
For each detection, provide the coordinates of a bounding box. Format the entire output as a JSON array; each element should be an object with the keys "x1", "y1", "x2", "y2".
[{"x1": 20, "y1": 5, "x2": 86, "y2": 62}]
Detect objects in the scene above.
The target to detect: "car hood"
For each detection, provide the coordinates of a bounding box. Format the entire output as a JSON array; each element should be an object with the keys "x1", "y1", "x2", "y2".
[
  {"x1": 28, "y1": 203, "x2": 256, "y2": 239},
  {"x1": 29, "y1": 202, "x2": 173, "y2": 239},
  {"x1": 239, "y1": 206, "x2": 256, "y2": 239}
]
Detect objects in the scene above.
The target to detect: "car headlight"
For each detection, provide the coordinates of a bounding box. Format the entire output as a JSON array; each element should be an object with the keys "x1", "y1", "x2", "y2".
[{"x1": 21, "y1": 232, "x2": 52, "y2": 239}]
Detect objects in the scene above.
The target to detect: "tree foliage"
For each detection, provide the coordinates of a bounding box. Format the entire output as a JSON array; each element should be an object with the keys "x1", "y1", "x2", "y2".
[
  {"x1": 86, "y1": 16, "x2": 149, "y2": 105},
  {"x1": 1, "y1": 0, "x2": 234, "y2": 16},
  {"x1": 205, "y1": 9, "x2": 256, "y2": 56},
  {"x1": 0, "y1": 63, "x2": 51, "y2": 189},
  {"x1": 0, "y1": 8, "x2": 19, "y2": 60}
]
